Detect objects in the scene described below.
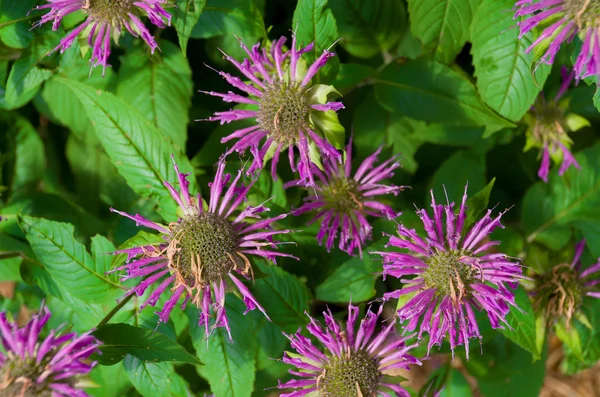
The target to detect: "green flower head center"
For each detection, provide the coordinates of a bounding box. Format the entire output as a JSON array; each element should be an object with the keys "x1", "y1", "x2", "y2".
[
  {"x1": 423, "y1": 249, "x2": 479, "y2": 299},
  {"x1": 321, "y1": 177, "x2": 362, "y2": 214},
  {"x1": 0, "y1": 353, "x2": 57, "y2": 397},
  {"x1": 170, "y1": 212, "x2": 240, "y2": 288},
  {"x1": 534, "y1": 263, "x2": 583, "y2": 324},
  {"x1": 563, "y1": 0, "x2": 600, "y2": 28},
  {"x1": 86, "y1": 0, "x2": 133, "y2": 24},
  {"x1": 258, "y1": 80, "x2": 310, "y2": 144},
  {"x1": 318, "y1": 350, "x2": 381, "y2": 397}
]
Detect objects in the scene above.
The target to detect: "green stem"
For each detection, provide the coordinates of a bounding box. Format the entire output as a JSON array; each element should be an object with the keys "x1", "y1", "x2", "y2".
[
  {"x1": 97, "y1": 293, "x2": 134, "y2": 327},
  {"x1": 0, "y1": 15, "x2": 37, "y2": 30},
  {"x1": 0, "y1": 251, "x2": 23, "y2": 260}
]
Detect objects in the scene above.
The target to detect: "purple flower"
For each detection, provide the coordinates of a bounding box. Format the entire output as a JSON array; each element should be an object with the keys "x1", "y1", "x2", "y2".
[
  {"x1": 524, "y1": 67, "x2": 586, "y2": 182},
  {"x1": 33, "y1": 0, "x2": 171, "y2": 74},
  {"x1": 0, "y1": 305, "x2": 100, "y2": 397},
  {"x1": 203, "y1": 35, "x2": 345, "y2": 187},
  {"x1": 533, "y1": 240, "x2": 600, "y2": 326},
  {"x1": 110, "y1": 156, "x2": 297, "y2": 340},
  {"x1": 514, "y1": 0, "x2": 600, "y2": 80},
  {"x1": 373, "y1": 185, "x2": 524, "y2": 358},
  {"x1": 287, "y1": 141, "x2": 407, "y2": 257},
  {"x1": 277, "y1": 303, "x2": 421, "y2": 397}
]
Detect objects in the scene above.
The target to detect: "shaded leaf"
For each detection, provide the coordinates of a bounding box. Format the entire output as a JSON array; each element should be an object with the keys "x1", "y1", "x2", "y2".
[
  {"x1": 173, "y1": 0, "x2": 207, "y2": 55},
  {"x1": 124, "y1": 356, "x2": 190, "y2": 397},
  {"x1": 316, "y1": 252, "x2": 380, "y2": 303}
]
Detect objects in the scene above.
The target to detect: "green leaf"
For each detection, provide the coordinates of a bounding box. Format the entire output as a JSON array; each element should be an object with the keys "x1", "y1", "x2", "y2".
[
  {"x1": 117, "y1": 41, "x2": 193, "y2": 149},
  {"x1": 189, "y1": 298, "x2": 257, "y2": 397},
  {"x1": 123, "y1": 356, "x2": 190, "y2": 397},
  {"x1": 470, "y1": 0, "x2": 550, "y2": 122},
  {"x1": 173, "y1": 0, "x2": 207, "y2": 55},
  {"x1": 464, "y1": 177, "x2": 495, "y2": 231},
  {"x1": 561, "y1": 299, "x2": 600, "y2": 374},
  {"x1": 501, "y1": 286, "x2": 540, "y2": 359},
  {"x1": 52, "y1": 77, "x2": 197, "y2": 221},
  {"x1": 87, "y1": 362, "x2": 132, "y2": 397},
  {"x1": 555, "y1": 319, "x2": 583, "y2": 361},
  {"x1": 522, "y1": 143, "x2": 600, "y2": 253},
  {"x1": 91, "y1": 235, "x2": 116, "y2": 280},
  {"x1": 92, "y1": 323, "x2": 203, "y2": 366},
  {"x1": 191, "y1": 0, "x2": 265, "y2": 41},
  {"x1": 374, "y1": 59, "x2": 514, "y2": 137},
  {"x1": 249, "y1": 261, "x2": 311, "y2": 333},
  {"x1": 0, "y1": 0, "x2": 37, "y2": 49},
  {"x1": 330, "y1": 63, "x2": 375, "y2": 94},
  {"x1": 292, "y1": 0, "x2": 340, "y2": 83},
  {"x1": 315, "y1": 252, "x2": 380, "y2": 303},
  {"x1": 407, "y1": 0, "x2": 477, "y2": 64},
  {"x1": 18, "y1": 215, "x2": 121, "y2": 303},
  {"x1": 429, "y1": 150, "x2": 487, "y2": 204},
  {"x1": 440, "y1": 368, "x2": 472, "y2": 397},
  {"x1": 328, "y1": 0, "x2": 405, "y2": 58}
]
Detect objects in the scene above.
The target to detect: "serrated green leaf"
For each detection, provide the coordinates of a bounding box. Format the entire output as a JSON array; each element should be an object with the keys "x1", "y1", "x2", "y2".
[
  {"x1": 18, "y1": 215, "x2": 121, "y2": 303},
  {"x1": 292, "y1": 0, "x2": 340, "y2": 83},
  {"x1": 374, "y1": 60, "x2": 515, "y2": 137},
  {"x1": 123, "y1": 356, "x2": 190, "y2": 397},
  {"x1": 173, "y1": 0, "x2": 207, "y2": 55},
  {"x1": 315, "y1": 252, "x2": 380, "y2": 303},
  {"x1": 189, "y1": 298, "x2": 257, "y2": 397},
  {"x1": 52, "y1": 77, "x2": 197, "y2": 221},
  {"x1": 471, "y1": 0, "x2": 550, "y2": 122},
  {"x1": 117, "y1": 41, "x2": 193, "y2": 149},
  {"x1": 501, "y1": 286, "x2": 540, "y2": 359},
  {"x1": 407, "y1": 0, "x2": 476, "y2": 64},
  {"x1": 249, "y1": 261, "x2": 311, "y2": 333},
  {"x1": 329, "y1": 0, "x2": 405, "y2": 58},
  {"x1": 91, "y1": 234, "x2": 116, "y2": 280},
  {"x1": 92, "y1": 323, "x2": 203, "y2": 366},
  {"x1": 522, "y1": 143, "x2": 600, "y2": 254}
]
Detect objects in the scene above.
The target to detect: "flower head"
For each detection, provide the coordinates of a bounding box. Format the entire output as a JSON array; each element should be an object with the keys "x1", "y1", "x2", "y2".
[
  {"x1": 110, "y1": 156, "x2": 296, "y2": 339},
  {"x1": 533, "y1": 240, "x2": 600, "y2": 326},
  {"x1": 0, "y1": 305, "x2": 100, "y2": 397},
  {"x1": 514, "y1": 0, "x2": 600, "y2": 80},
  {"x1": 374, "y1": 185, "x2": 524, "y2": 358},
  {"x1": 277, "y1": 303, "x2": 420, "y2": 397},
  {"x1": 287, "y1": 141, "x2": 407, "y2": 257},
  {"x1": 34, "y1": 0, "x2": 171, "y2": 74},
  {"x1": 203, "y1": 35, "x2": 345, "y2": 187},
  {"x1": 524, "y1": 67, "x2": 587, "y2": 182}
]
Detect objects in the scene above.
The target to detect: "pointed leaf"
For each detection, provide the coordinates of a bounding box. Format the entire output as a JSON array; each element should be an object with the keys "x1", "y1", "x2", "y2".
[{"x1": 173, "y1": 0, "x2": 207, "y2": 55}]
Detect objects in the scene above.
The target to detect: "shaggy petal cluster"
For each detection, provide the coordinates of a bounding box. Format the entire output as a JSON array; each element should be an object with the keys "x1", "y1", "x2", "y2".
[
  {"x1": 288, "y1": 141, "x2": 406, "y2": 257},
  {"x1": 34, "y1": 0, "x2": 171, "y2": 74},
  {"x1": 204, "y1": 35, "x2": 344, "y2": 187},
  {"x1": 0, "y1": 306, "x2": 100, "y2": 397},
  {"x1": 533, "y1": 240, "x2": 600, "y2": 325},
  {"x1": 526, "y1": 67, "x2": 583, "y2": 182},
  {"x1": 374, "y1": 185, "x2": 524, "y2": 358},
  {"x1": 110, "y1": 157, "x2": 296, "y2": 340},
  {"x1": 278, "y1": 304, "x2": 420, "y2": 397},
  {"x1": 514, "y1": 0, "x2": 600, "y2": 80}
]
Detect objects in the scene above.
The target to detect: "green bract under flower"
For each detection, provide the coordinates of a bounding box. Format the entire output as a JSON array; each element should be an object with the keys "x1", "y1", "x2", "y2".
[{"x1": 319, "y1": 350, "x2": 381, "y2": 396}]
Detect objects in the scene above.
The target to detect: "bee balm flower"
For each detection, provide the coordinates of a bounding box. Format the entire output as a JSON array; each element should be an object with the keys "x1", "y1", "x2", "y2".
[
  {"x1": 33, "y1": 0, "x2": 171, "y2": 74},
  {"x1": 203, "y1": 35, "x2": 345, "y2": 187},
  {"x1": 0, "y1": 305, "x2": 100, "y2": 397},
  {"x1": 277, "y1": 304, "x2": 420, "y2": 397},
  {"x1": 110, "y1": 157, "x2": 296, "y2": 339},
  {"x1": 374, "y1": 185, "x2": 524, "y2": 358}
]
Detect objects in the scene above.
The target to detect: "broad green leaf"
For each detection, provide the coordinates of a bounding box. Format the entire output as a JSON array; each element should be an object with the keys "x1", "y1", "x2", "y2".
[
  {"x1": 18, "y1": 216, "x2": 121, "y2": 303},
  {"x1": 249, "y1": 261, "x2": 311, "y2": 333},
  {"x1": 92, "y1": 323, "x2": 203, "y2": 366},
  {"x1": 440, "y1": 368, "x2": 472, "y2": 397},
  {"x1": 4, "y1": 35, "x2": 56, "y2": 109},
  {"x1": 117, "y1": 41, "x2": 193, "y2": 149},
  {"x1": 374, "y1": 60, "x2": 514, "y2": 137},
  {"x1": 91, "y1": 234, "x2": 117, "y2": 280},
  {"x1": 52, "y1": 77, "x2": 196, "y2": 221},
  {"x1": 429, "y1": 150, "x2": 486, "y2": 204},
  {"x1": 123, "y1": 356, "x2": 190, "y2": 397},
  {"x1": 87, "y1": 363, "x2": 132, "y2": 397},
  {"x1": 522, "y1": 143, "x2": 600, "y2": 255},
  {"x1": 331, "y1": 63, "x2": 375, "y2": 94},
  {"x1": 189, "y1": 298, "x2": 257, "y2": 397},
  {"x1": 292, "y1": 0, "x2": 340, "y2": 83},
  {"x1": 407, "y1": 0, "x2": 476, "y2": 64},
  {"x1": 329, "y1": 0, "x2": 405, "y2": 58},
  {"x1": 501, "y1": 286, "x2": 540, "y2": 359},
  {"x1": 0, "y1": 0, "x2": 37, "y2": 49},
  {"x1": 191, "y1": 0, "x2": 265, "y2": 42},
  {"x1": 0, "y1": 233, "x2": 33, "y2": 281},
  {"x1": 465, "y1": 334, "x2": 546, "y2": 397},
  {"x1": 464, "y1": 177, "x2": 495, "y2": 231},
  {"x1": 471, "y1": 0, "x2": 550, "y2": 122},
  {"x1": 353, "y1": 91, "x2": 426, "y2": 174},
  {"x1": 173, "y1": 0, "x2": 207, "y2": 55},
  {"x1": 315, "y1": 252, "x2": 380, "y2": 303}
]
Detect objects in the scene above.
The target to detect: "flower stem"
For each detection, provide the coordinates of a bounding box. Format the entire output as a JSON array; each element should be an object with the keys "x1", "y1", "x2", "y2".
[{"x1": 97, "y1": 293, "x2": 134, "y2": 327}]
